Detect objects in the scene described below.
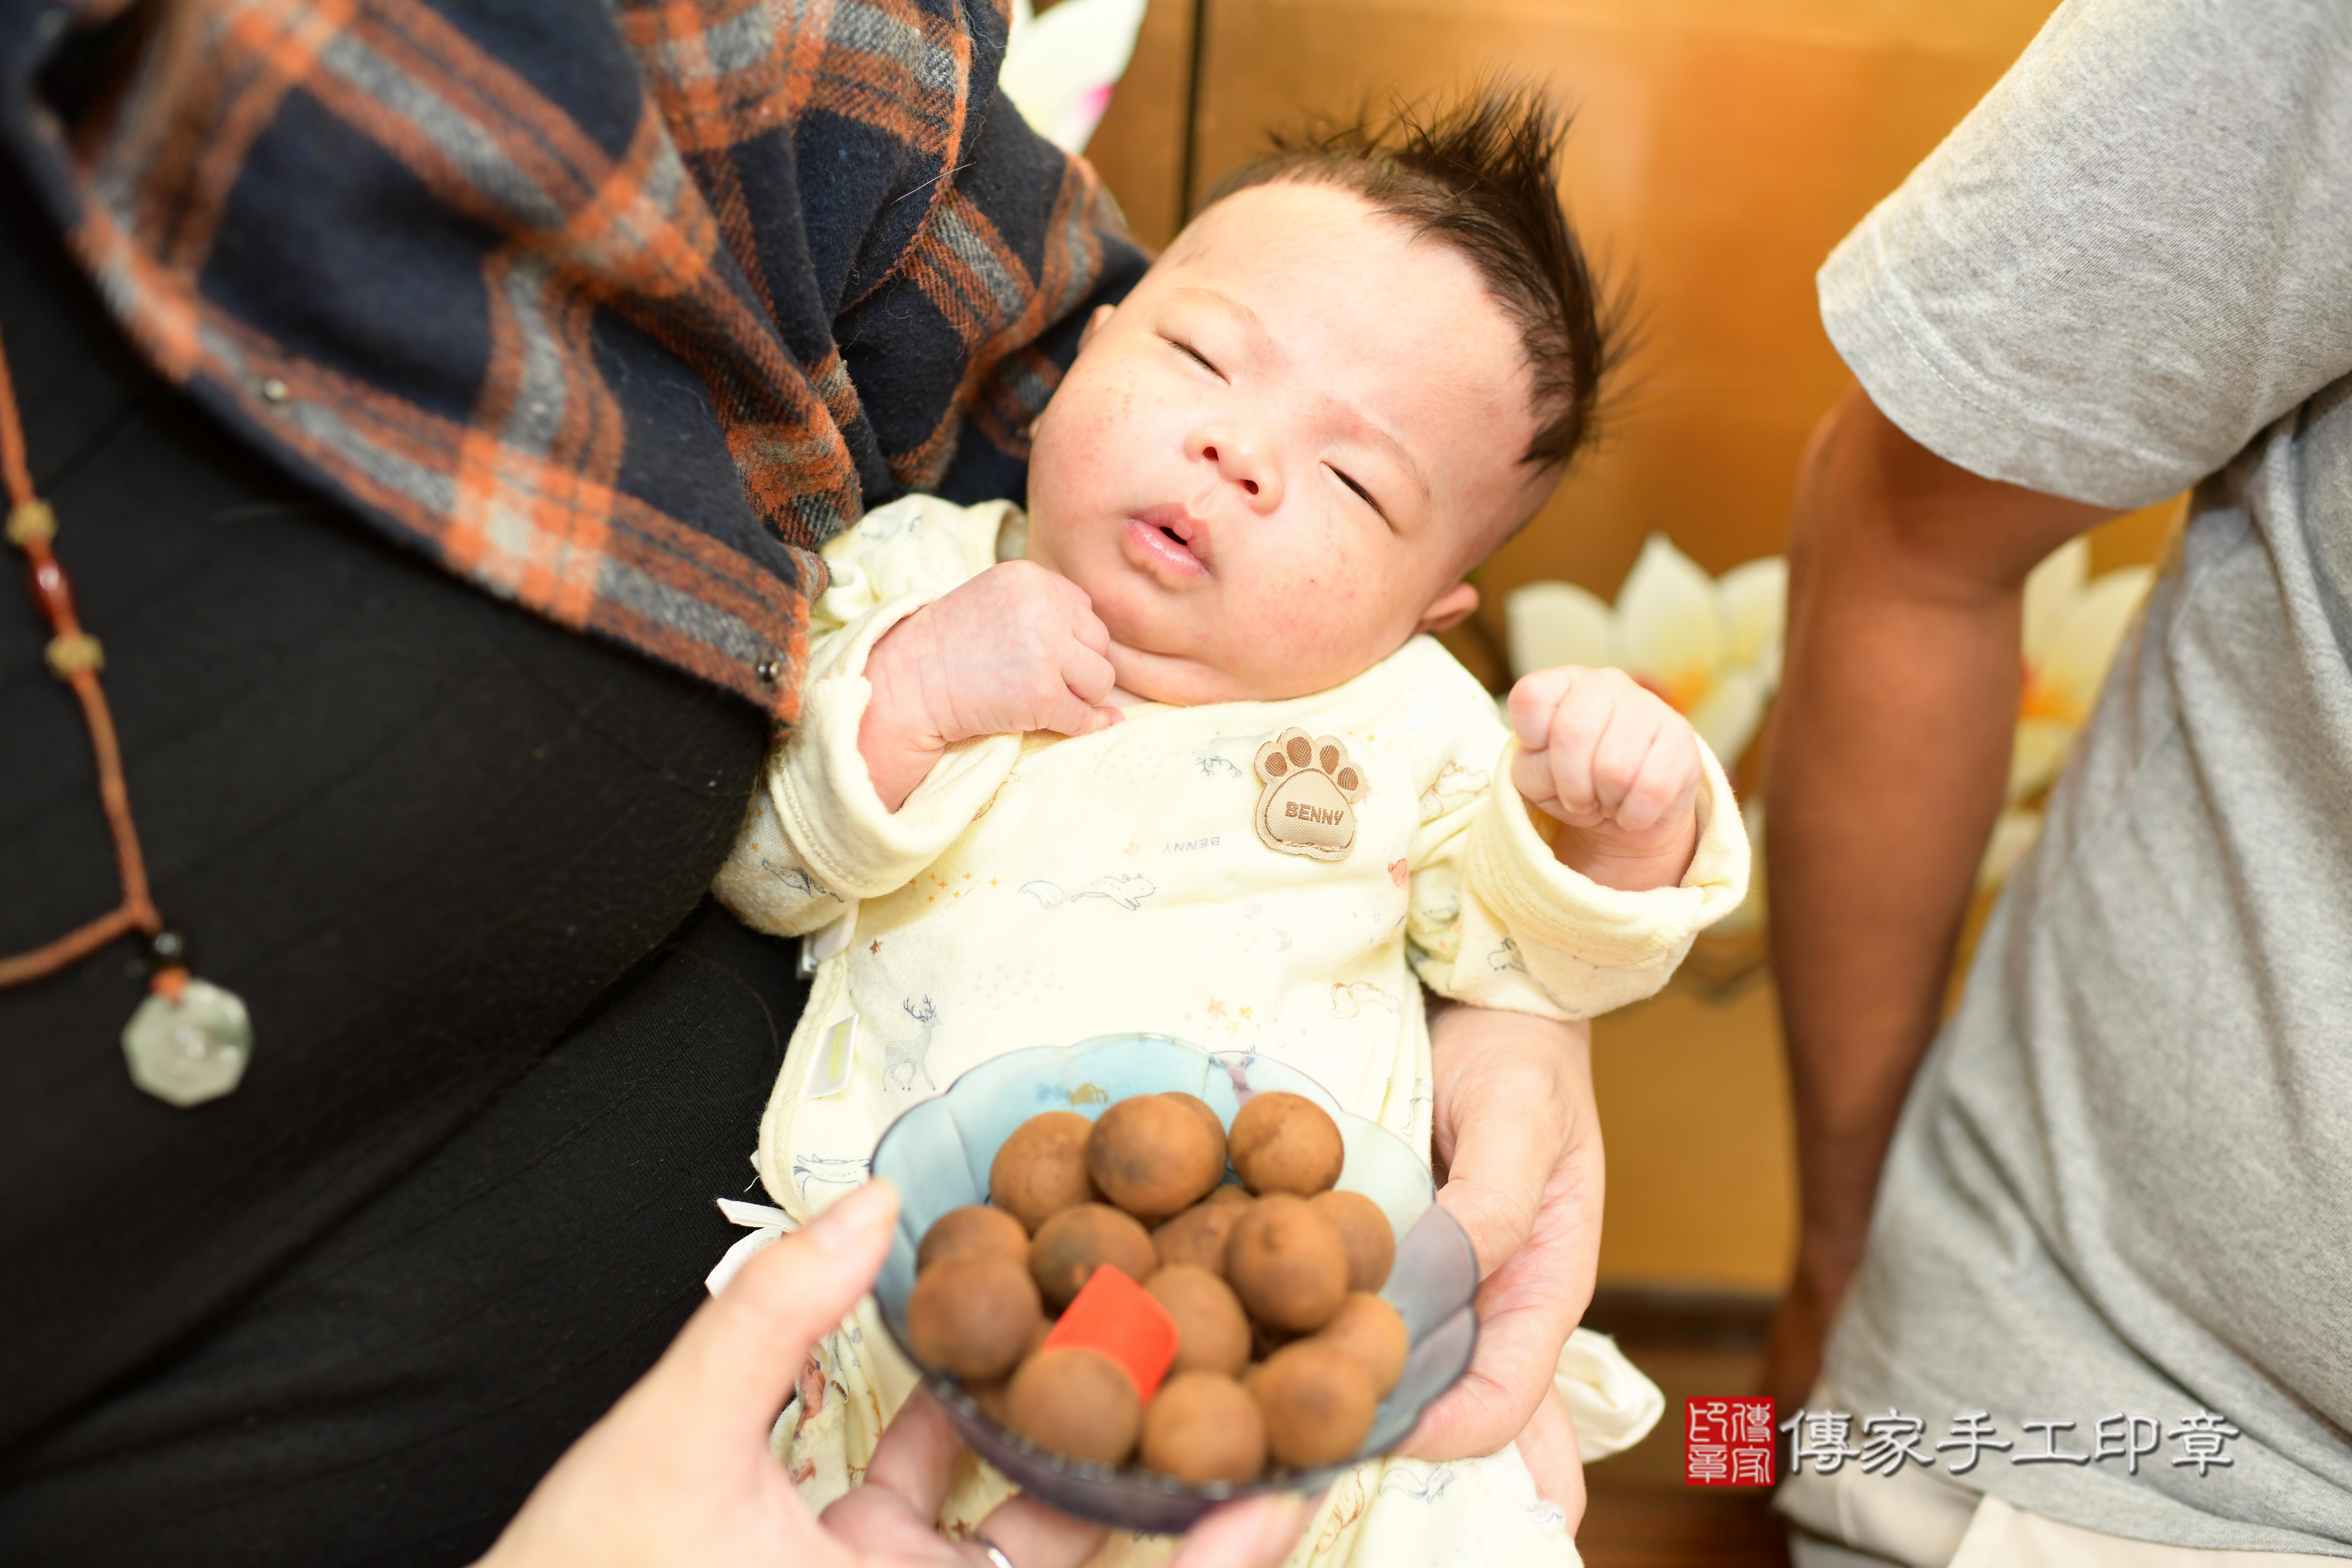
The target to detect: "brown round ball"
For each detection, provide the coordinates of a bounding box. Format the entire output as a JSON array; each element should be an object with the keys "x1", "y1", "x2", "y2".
[
  {"x1": 917, "y1": 1204, "x2": 1031, "y2": 1274},
  {"x1": 1205, "y1": 1182, "x2": 1255, "y2": 1208},
  {"x1": 1141, "y1": 1372, "x2": 1267, "y2": 1485},
  {"x1": 1007, "y1": 1348, "x2": 1141, "y2": 1466},
  {"x1": 1251, "y1": 1340, "x2": 1377, "y2": 1470},
  {"x1": 1307, "y1": 1190, "x2": 1394, "y2": 1292},
  {"x1": 1086, "y1": 1095, "x2": 1225, "y2": 1221},
  {"x1": 1228, "y1": 1092, "x2": 1344, "y2": 1197},
  {"x1": 1152, "y1": 1197, "x2": 1249, "y2": 1277},
  {"x1": 1250, "y1": 1317, "x2": 1298, "y2": 1362},
  {"x1": 1161, "y1": 1092, "x2": 1230, "y2": 1159},
  {"x1": 990, "y1": 1111, "x2": 1098, "y2": 1232},
  {"x1": 1312, "y1": 1292, "x2": 1409, "y2": 1396},
  {"x1": 1028, "y1": 1203, "x2": 1158, "y2": 1310},
  {"x1": 1146, "y1": 1265, "x2": 1252, "y2": 1377},
  {"x1": 906, "y1": 1255, "x2": 1042, "y2": 1381},
  {"x1": 967, "y1": 1375, "x2": 1015, "y2": 1426},
  {"x1": 1225, "y1": 1193, "x2": 1349, "y2": 1333}
]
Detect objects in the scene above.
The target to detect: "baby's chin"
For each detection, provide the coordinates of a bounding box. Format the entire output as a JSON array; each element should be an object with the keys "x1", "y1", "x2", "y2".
[
  {"x1": 1105, "y1": 633, "x2": 1384, "y2": 709},
  {"x1": 1077, "y1": 562, "x2": 1405, "y2": 705}
]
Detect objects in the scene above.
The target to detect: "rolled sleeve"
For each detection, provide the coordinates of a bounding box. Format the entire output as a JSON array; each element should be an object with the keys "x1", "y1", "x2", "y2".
[{"x1": 1819, "y1": 0, "x2": 2352, "y2": 509}]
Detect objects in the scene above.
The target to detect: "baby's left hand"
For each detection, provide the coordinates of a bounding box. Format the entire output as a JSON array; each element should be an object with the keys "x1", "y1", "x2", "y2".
[{"x1": 1508, "y1": 666, "x2": 1701, "y2": 893}]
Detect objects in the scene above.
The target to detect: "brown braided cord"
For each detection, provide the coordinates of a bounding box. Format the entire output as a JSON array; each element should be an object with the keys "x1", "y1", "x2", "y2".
[{"x1": 0, "y1": 322, "x2": 163, "y2": 989}]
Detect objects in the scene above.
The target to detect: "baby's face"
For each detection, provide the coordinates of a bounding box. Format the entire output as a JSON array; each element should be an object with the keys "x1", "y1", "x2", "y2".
[{"x1": 1025, "y1": 181, "x2": 1546, "y2": 705}]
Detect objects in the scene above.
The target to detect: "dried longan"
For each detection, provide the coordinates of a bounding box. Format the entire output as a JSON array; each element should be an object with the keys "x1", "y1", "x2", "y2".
[
  {"x1": 1146, "y1": 1264, "x2": 1252, "y2": 1377},
  {"x1": 1225, "y1": 1193, "x2": 1348, "y2": 1334},
  {"x1": 1161, "y1": 1092, "x2": 1230, "y2": 1159},
  {"x1": 1307, "y1": 1190, "x2": 1394, "y2": 1292},
  {"x1": 1007, "y1": 1348, "x2": 1141, "y2": 1466},
  {"x1": 1205, "y1": 1182, "x2": 1254, "y2": 1208},
  {"x1": 1029, "y1": 1203, "x2": 1157, "y2": 1310},
  {"x1": 906, "y1": 1254, "x2": 1042, "y2": 1381},
  {"x1": 1250, "y1": 1317, "x2": 1298, "y2": 1362},
  {"x1": 967, "y1": 1375, "x2": 1015, "y2": 1426},
  {"x1": 1153, "y1": 1196, "x2": 1249, "y2": 1277},
  {"x1": 917, "y1": 1204, "x2": 1031, "y2": 1273},
  {"x1": 1141, "y1": 1372, "x2": 1267, "y2": 1485},
  {"x1": 1312, "y1": 1291, "x2": 1408, "y2": 1396},
  {"x1": 990, "y1": 1111, "x2": 1097, "y2": 1232},
  {"x1": 1251, "y1": 1340, "x2": 1377, "y2": 1470},
  {"x1": 1228, "y1": 1092, "x2": 1344, "y2": 1197},
  {"x1": 1086, "y1": 1095, "x2": 1225, "y2": 1220}
]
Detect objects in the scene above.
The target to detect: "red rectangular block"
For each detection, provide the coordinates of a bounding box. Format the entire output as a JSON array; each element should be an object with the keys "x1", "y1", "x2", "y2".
[
  {"x1": 1041, "y1": 1266, "x2": 1179, "y2": 1401},
  {"x1": 1686, "y1": 1396, "x2": 1776, "y2": 1486}
]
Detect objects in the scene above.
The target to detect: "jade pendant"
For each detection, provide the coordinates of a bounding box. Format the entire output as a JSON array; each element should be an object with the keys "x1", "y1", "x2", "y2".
[{"x1": 122, "y1": 978, "x2": 253, "y2": 1106}]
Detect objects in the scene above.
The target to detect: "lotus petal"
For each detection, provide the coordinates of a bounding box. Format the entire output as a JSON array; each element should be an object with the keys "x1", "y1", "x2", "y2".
[
  {"x1": 2039, "y1": 565, "x2": 2153, "y2": 716},
  {"x1": 1505, "y1": 580, "x2": 1618, "y2": 678},
  {"x1": 1616, "y1": 533, "x2": 1726, "y2": 688},
  {"x1": 1687, "y1": 666, "x2": 1771, "y2": 769},
  {"x1": 2008, "y1": 716, "x2": 2076, "y2": 805},
  {"x1": 1001, "y1": 0, "x2": 1148, "y2": 153},
  {"x1": 2020, "y1": 537, "x2": 2091, "y2": 662},
  {"x1": 1719, "y1": 556, "x2": 1788, "y2": 683}
]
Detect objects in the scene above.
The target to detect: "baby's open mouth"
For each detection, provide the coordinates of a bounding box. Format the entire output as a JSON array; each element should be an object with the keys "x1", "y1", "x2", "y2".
[{"x1": 1126, "y1": 506, "x2": 1209, "y2": 579}]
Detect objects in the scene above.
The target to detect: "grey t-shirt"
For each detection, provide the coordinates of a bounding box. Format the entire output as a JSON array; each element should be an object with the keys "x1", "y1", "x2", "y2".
[{"x1": 1816, "y1": 0, "x2": 2352, "y2": 1552}]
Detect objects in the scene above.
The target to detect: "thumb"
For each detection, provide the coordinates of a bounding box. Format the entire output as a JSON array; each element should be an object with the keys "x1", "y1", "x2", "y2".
[
  {"x1": 650, "y1": 1180, "x2": 901, "y2": 1442},
  {"x1": 1507, "y1": 668, "x2": 1574, "y2": 750},
  {"x1": 1087, "y1": 705, "x2": 1125, "y2": 732},
  {"x1": 1167, "y1": 1494, "x2": 1313, "y2": 1568}
]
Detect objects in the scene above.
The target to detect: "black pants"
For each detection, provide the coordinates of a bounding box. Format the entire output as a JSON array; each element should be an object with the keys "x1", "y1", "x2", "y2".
[{"x1": 0, "y1": 160, "x2": 807, "y2": 1562}]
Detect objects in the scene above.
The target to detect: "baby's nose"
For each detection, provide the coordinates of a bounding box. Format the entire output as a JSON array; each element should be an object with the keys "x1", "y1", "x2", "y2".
[{"x1": 1194, "y1": 429, "x2": 1282, "y2": 511}]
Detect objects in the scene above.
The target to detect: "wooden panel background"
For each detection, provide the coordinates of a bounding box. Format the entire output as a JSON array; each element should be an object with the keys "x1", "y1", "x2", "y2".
[{"x1": 1083, "y1": 0, "x2": 2172, "y2": 1292}]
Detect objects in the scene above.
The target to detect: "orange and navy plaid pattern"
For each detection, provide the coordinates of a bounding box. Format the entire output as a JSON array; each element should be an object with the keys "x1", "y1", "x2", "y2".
[{"x1": 0, "y1": 0, "x2": 1145, "y2": 721}]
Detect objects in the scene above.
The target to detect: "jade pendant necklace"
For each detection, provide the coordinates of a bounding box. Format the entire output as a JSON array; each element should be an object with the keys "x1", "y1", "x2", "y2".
[{"x1": 0, "y1": 321, "x2": 254, "y2": 1106}]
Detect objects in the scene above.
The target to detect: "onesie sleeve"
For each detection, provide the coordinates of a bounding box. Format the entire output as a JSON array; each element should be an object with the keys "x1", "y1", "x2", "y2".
[
  {"x1": 1404, "y1": 646, "x2": 1751, "y2": 1019},
  {"x1": 712, "y1": 496, "x2": 1024, "y2": 935}
]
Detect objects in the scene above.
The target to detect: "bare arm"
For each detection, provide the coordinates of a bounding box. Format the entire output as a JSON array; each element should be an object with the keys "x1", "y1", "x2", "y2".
[{"x1": 1759, "y1": 385, "x2": 2116, "y2": 1406}]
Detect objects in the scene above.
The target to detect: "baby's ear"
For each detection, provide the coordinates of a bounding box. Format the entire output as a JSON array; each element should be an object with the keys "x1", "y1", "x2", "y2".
[
  {"x1": 1077, "y1": 303, "x2": 1117, "y2": 352},
  {"x1": 1417, "y1": 581, "x2": 1480, "y2": 634}
]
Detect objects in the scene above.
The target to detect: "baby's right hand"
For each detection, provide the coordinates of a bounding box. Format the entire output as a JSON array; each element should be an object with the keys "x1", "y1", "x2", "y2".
[{"x1": 859, "y1": 560, "x2": 1121, "y2": 811}]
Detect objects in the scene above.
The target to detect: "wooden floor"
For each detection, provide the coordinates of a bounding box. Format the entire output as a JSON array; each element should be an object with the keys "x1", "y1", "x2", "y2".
[{"x1": 1577, "y1": 1294, "x2": 1790, "y2": 1568}]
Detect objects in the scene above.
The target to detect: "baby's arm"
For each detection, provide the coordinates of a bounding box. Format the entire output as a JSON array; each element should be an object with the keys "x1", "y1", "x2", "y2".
[
  {"x1": 858, "y1": 561, "x2": 1122, "y2": 811},
  {"x1": 712, "y1": 787, "x2": 852, "y2": 937},
  {"x1": 1408, "y1": 659, "x2": 1747, "y2": 1019},
  {"x1": 713, "y1": 497, "x2": 1086, "y2": 934},
  {"x1": 1505, "y1": 666, "x2": 1700, "y2": 892}
]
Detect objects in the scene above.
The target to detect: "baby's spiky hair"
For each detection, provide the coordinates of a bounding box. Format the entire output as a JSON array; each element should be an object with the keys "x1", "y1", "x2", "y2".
[{"x1": 1202, "y1": 84, "x2": 1623, "y2": 473}]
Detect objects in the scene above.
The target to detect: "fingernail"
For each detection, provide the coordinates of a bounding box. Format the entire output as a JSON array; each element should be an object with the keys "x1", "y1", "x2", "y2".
[{"x1": 809, "y1": 1178, "x2": 899, "y2": 1255}]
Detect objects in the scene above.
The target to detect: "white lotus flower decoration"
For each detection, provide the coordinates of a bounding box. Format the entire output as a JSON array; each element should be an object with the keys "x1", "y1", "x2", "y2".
[
  {"x1": 1503, "y1": 533, "x2": 1788, "y2": 770},
  {"x1": 1978, "y1": 538, "x2": 2154, "y2": 888},
  {"x1": 1001, "y1": 0, "x2": 1149, "y2": 154}
]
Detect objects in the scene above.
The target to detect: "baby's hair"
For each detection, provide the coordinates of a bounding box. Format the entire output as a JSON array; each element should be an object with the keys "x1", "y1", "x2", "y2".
[{"x1": 1201, "y1": 83, "x2": 1625, "y2": 474}]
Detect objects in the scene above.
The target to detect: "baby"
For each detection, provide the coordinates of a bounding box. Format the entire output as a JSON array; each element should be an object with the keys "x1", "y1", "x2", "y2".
[{"x1": 718, "y1": 89, "x2": 1748, "y2": 1567}]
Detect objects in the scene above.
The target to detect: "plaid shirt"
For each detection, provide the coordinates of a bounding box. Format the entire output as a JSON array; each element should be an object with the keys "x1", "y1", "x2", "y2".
[{"x1": 0, "y1": 0, "x2": 1145, "y2": 721}]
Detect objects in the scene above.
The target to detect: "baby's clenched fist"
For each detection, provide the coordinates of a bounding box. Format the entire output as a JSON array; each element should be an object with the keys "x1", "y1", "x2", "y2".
[
  {"x1": 860, "y1": 560, "x2": 1121, "y2": 811},
  {"x1": 1507, "y1": 666, "x2": 1701, "y2": 893}
]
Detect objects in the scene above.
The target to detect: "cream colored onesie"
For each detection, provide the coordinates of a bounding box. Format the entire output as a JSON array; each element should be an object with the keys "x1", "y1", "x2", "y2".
[{"x1": 716, "y1": 494, "x2": 1750, "y2": 1568}]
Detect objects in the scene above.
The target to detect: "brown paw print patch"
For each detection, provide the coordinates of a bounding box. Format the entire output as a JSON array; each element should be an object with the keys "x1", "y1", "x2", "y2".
[{"x1": 1253, "y1": 727, "x2": 1364, "y2": 861}]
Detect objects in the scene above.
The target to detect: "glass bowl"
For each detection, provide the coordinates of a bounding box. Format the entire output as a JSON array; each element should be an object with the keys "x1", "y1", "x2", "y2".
[{"x1": 867, "y1": 1032, "x2": 1479, "y2": 1534}]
